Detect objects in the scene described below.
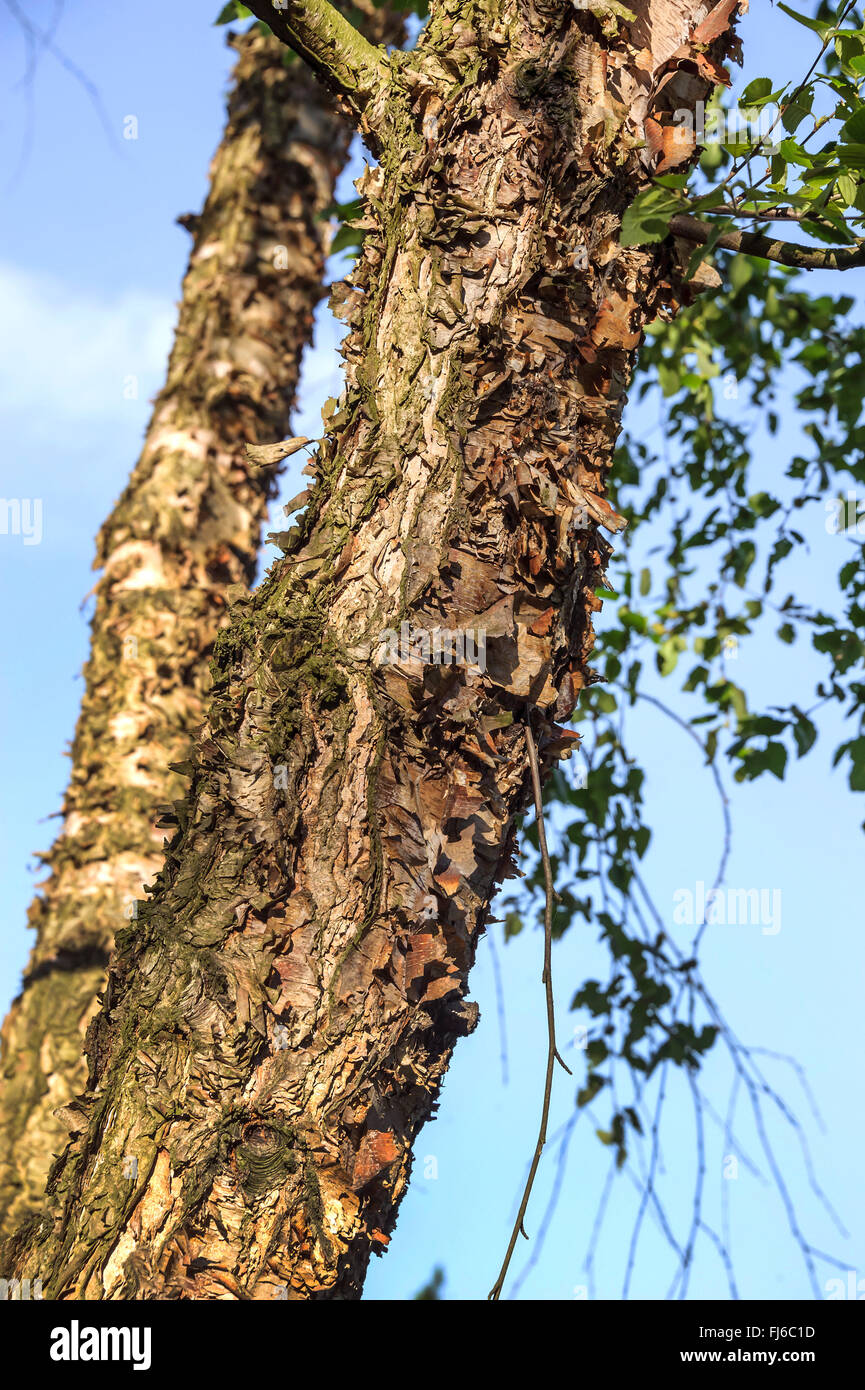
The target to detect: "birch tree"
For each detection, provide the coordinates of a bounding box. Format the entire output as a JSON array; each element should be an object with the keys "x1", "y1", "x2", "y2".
[
  {"x1": 7, "y1": 0, "x2": 865, "y2": 1303},
  {"x1": 3, "y1": 0, "x2": 760, "y2": 1299},
  {"x1": 0, "y1": 9, "x2": 403, "y2": 1240}
]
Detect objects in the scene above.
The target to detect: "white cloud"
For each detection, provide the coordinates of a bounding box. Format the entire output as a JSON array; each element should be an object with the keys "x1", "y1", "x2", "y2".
[{"x1": 0, "y1": 262, "x2": 175, "y2": 432}]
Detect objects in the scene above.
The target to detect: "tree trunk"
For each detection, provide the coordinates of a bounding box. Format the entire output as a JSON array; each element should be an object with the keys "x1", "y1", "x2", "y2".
[
  {"x1": 0, "y1": 12, "x2": 399, "y2": 1241},
  {"x1": 5, "y1": 0, "x2": 744, "y2": 1299}
]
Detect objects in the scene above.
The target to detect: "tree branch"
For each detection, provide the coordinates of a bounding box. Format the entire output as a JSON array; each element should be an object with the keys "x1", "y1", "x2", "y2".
[
  {"x1": 244, "y1": 0, "x2": 390, "y2": 123},
  {"x1": 707, "y1": 206, "x2": 804, "y2": 222},
  {"x1": 488, "y1": 717, "x2": 571, "y2": 1302},
  {"x1": 670, "y1": 212, "x2": 865, "y2": 272}
]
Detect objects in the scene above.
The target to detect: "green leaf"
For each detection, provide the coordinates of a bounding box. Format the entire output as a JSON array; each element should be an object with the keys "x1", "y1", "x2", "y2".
[
  {"x1": 577, "y1": 1074, "x2": 606, "y2": 1108},
  {"x1": 779, "y1": 138, "x2": 814, "y2": 166},
  {"x1": 214, "y1": 1, "x2": 251, "y2": 23},
  {"x1": 504, "y1": 910, "x2": 523, "y2": 941},
  {"x1": 729, "y1": 255, "x2": 753, "y2": 292},
  {"x1": 777, "y1": 2, "x2": 832, "y2": 36},
  {"x1": 766, "y1": 741, "x2": 789, "y2": 780},
  {"x1": 781, "y1": 95, "x2": 813, "y2": 134},
  {"x1": 621, "y1": 188, "x2": 681, "y2": 246},
  {"x1": 791, "y1": 708, "x2": 817, "y2": 758},
  {"x1": 330, "y1": 222, "x2": 365, "y2": 257},
  {"x1": 586, "y1": 1038, "x2": 609, "y2": 1069},
  {"x1": 842, "y1": 109, "x2": 865, "y2": 143},
  {"x1": 741, "y1": 78, "x2": 774, "y2": 106},
  {"x1": 838, "y1": 173, "x2": 859, "y2": 207}
]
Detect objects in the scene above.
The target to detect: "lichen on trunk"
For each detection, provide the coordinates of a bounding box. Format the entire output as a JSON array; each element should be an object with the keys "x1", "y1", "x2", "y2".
[{"x1": 5, "y1": 0, "x2": 745, "y2": 1299}]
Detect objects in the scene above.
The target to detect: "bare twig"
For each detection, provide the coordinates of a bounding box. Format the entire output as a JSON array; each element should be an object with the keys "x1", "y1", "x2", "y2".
[
  {"x1": 487, "y1": 922, "x2": 510, "y2": 1087},
  {"x1": 488, "y1": 717, "x2": 571, "y2": 1301}
]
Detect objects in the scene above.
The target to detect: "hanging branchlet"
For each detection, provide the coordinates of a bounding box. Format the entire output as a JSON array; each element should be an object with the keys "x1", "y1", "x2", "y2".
[{"x1": 488, "y1": 716, "x2": 571, "y2": 1302}]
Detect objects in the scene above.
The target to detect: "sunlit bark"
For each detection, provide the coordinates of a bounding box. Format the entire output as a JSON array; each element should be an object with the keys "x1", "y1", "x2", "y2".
[{"x1": 5, "y1": 0, "x2": 745, "y2": 1298}]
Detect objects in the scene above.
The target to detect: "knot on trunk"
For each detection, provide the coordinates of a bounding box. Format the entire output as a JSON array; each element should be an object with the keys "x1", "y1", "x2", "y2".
[{"x1": 235, "y1": 1122, "x2": 298, "y2": 1196}]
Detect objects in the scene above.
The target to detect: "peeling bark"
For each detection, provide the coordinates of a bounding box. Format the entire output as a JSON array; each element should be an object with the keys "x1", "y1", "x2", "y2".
[
  {"x1": 5, "y1": 0, "x2": 745, "y2": 1299},
  {"x1": 0, "y1": 14, "x2": 402, "y2": 1241}
]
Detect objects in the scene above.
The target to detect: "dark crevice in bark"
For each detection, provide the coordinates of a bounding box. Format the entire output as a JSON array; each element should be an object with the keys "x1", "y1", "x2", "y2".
[{"x1": 20, "y1": 948, "x2": 113, "y2": 990}]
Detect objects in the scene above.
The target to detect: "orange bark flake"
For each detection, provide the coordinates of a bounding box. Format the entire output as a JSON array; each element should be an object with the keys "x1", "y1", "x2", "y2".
[{"x1": 352, "y1": 1131, "x2": 399, "y2": 1191}]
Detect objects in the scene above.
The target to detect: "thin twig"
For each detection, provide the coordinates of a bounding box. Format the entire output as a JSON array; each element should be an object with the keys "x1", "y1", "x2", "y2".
[
  {"x1": 488, "y1": 922, "x2": 510, "y2": 1087},
  {"x1": 508, "y1": 1112, "x2": 580, "y2": 1299},
  {"x1": 488, "y1": 717, "x2": 571, "y2": 1301}
]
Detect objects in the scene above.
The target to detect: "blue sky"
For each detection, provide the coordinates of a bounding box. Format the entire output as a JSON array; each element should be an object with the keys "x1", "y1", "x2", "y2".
[{"x1": 1, "y1": 0, "x2": 863, "y2": 1301}]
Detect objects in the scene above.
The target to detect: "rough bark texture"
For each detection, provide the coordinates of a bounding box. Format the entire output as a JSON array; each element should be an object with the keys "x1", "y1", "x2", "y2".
[
  {"x1": 0, "y1": 25, "x2": 362, "y2": 1240},
  {"x1": 6, "y1": 0, "x2": 744, "y2": 1299}
]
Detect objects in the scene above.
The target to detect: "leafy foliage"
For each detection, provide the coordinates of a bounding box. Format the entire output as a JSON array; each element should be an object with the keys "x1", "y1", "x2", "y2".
[
  {"x1": 624, "y1": 2, "x2": 865, "y2": 257},
  {"x1": 503, "y1": 1, "x2": 865, "y2": 1184},
  {"x1": 219, "y1": 0, "x2": 858, "y2": 1292}
]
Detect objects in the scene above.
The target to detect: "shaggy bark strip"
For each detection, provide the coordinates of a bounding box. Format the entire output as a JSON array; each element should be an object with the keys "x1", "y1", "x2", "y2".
[
  {"x1": 6, "y1": 0, "x2": 745, "y2": 1299},
  {"x1": 0, "y1": 12, "x2": 402, "y2": 1241}
]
